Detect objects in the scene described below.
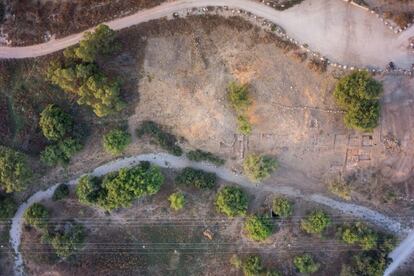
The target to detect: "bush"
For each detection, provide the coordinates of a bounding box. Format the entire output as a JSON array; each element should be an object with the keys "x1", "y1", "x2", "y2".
[
  {"x1": 334, "y1": 72, "x2": 382, "y2": 131},
  {"x1": 243, "y1": 154, "x2": 277, "y2": 182},
  {"x1": 339, "y1": 222, "x2": 378, "y2": 250},
  {"x1": 39, "y1": 104, "x2": 73, "y2": 141},
  {"x1": 52, "y1": 184, "x2": 70, "y2": 201},
  {"x1": 293, "y1": 254, "x2": 320, "y2": 274},
  {"x1": 242, "y1": 256, "x2": 262, "y2": 276},
  {"x1": 175, "y1": 167, "x2": 216, "y2": 189},
  {"x1": 50, "y1": 222, "x2": 85, "y2": 258},
  {"x1": 41, "y1": 138, "x2": 82, "y2": 166},
  {"x1": 103, "y1": 129, "x2": 131, "y2": 155},
  {"x1": 272, "y1": 197, "x2": 293, "y2": 218},
  {"x1": 0, "y1": 146, "x2": 32, "y2": 193},
  {"x1": 215, "y1": 186, "x2": 248, "y2": 217},
  {"x1": 244, "y1": 215, "x2": 274, "y2": 241},
  {"x1": 186, "y1": 149, "x2": 225, "y2": 166},
  {"x1": 76, "y1": 162, "x2": 164, "y2": 211},
  {"x1": 328, "y1": 179, "x2": 351, "y2": 200},
  {"x1": 136, "y1": 121, "x2": 182, "y2": 156},
  {"x1": 168, "y1": 192, "x2": 185, "y2": 211},
  {"x1": 301, "y1": 210, "x2": 331, "y2": 234},
  {"x1": 0, "y1": 195, "x2": 17, "y2": 219},
  {"x1": 237, "y1": 115, "x2": 252, "y2": 135},
  {"x1": 24, "y1": 203, "x2": 49, "y2": 230}
]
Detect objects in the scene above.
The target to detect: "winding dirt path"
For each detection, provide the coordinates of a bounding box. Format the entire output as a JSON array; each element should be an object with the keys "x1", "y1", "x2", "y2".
[
  {"x1": 1, "y1": 0, "x2": 414, "y2": 68},
  {"x1": 10, "y1": 153, "x2": 412, "y2": 276}
]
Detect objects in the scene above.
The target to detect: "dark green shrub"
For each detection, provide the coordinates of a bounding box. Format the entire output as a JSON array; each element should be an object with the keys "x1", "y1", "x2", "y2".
[
  {"x1": 76, "y1": 175, "x2": 104, "y2": 206},
  {"x1": 0, "y1": 146, "x2": 32, "y2": 193},
  {"x1": 102, "y1": 129, "x2": 131, "y2": 155},
  {"x1": 301, "y1": 210, "x2": 331, "y2": 234},
  {"x1": 293, "y1": 253, "x2": 320, "y2": 274},
  {"x1": 339, "y1": 222, "x2": 378, "y2": 250},
  {"x1": 50, "y1": 222, "x2": 85, "y2": 258},
  {"x1": 186, "y1": 149, "x2": 225, "y2": 166},
  {"x1": 243, "y1": 154, "x2": 277, "y2": 182},
  {"x1": 272, "y1": 197, "x2": 293, "y2": 218},
  {"x1": 136, "y1": 121, "x2": 182, "y2": 156},
  {"x1": 168, "y1": 192, "x2": 185, "y2": 211},
  {"x1": 0, "y1": 195, "x2": 17, "y2": 219},
  {"x1": 52, "y1": 184, "x2": 70, "y2": 201},
  {"x1": 24, "y1": 203, "x2": 49, "y2": 230},
  {"x1": 215, "y1": 186, "x2": 248, "y2": 217},
  {"x1": 41, "y1": 138, "x2": 82, "y2": 166},
  {"x1": 242, "y1": 256, "x2": 262, "y2": 276},
  {"x1": 175, "y1": 167, "x2": 216, "y2": 189},
  {"x1": 351, "y1": 250, "x2": 389, "y2": 276},
  {"x1": 39, "y1": 104, "x2": 73, "y2": 141},
  {"x1": 244, "y1": 215, "x2": 274, "y2": 241},
  {"x1": 334, "y1": 72, "x2": 382, "y2": 131}
]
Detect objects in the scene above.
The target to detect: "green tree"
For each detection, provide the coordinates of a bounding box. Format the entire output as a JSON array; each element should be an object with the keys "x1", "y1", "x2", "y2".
[
  {"x1": 50, "y1": 222, "x2": 85, "y2": 258},
  {"x1": 293, "y1": 254, "x2": 320, "y2": 274},
  {"x1": 215, "y1": 186, "x2": 248, "y2": 217},
  {"x1": 244, "y1": 215, "x2": 274, "y2": 241},
  {"x1": 168, "y1": 192, "x2": 185, "y2": 211},
  {"x1": 333, "y1": 72, "x2": 382, "y2": 131},
  {"x1": 352, "y1": 250, "x2": 388, "y2": 276},
  {"x1": 0, "y1": 195, "x2": 17, "y2": 219},
  {"x1": 186, "y1": 149, "x2": 225, "y2": 166},
  {"x1": 41, "y1": 138, "x2": 82, "y2": 166},
  {"x1": 272, "y1": 197, "x2": 293, "y2": 218},
  {"x1": 243, "y1": 154, "x2": 277, "y2": 182},
  {"x1": 228, "y1": 82, "x2": 251, "y2": 113},
  {"x1": 242, "y1": 255, "x2": 262, "y2": 276},
  {"x1": 102, "y1": 129, "x2": 131, "y2": 155},
  {"x1": 0, "y1": 146, "x2": 32, "y2": 193},
  {"x1": 52, "y1": 184, "x2": 70, "y2": 201},
  {"x1": 175, "y1": 167, "x2": 216, "y2": 189},
  {"x1": 24, "y1": 203, "x2": 49, "y2": 230},
  {"x1": 237, "y1": 115, "x2": 252, "y2": 135},
  {"x1": 39, "y1": 104, "x2": 73, "y2": 141},
  {"x1": 301, "y1": 210, "x2": 331, "y2": 234},
  {"x1": 339, "y1": 222, "x2": 379, "y2": 251},
  {"x1": 76, "y1": 175, "x2": 104, "y2": 206}
]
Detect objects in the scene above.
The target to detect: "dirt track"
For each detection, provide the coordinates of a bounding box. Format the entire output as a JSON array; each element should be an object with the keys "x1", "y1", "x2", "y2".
[{"x1": 1, "y1": 0, "x2": 414, "y2": 69}]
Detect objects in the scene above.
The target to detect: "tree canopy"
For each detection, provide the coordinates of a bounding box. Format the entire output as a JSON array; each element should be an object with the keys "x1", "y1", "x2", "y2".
[
  {"x1": 168, "y1": 192, "x2": 185, "y2": 211},
  {"x1": 215, "y1": 186, "x2": 248, "y2": 217},
  {"x1": 334, "y1": 72, "x2": 382, "y2": 131},
  {"x1": 293, "y1": 254, "x2": 320, "y2": 274},
  {"x1": 175, "y1": 167, "x2": 216, "y2": 189},
  {"x1": 102, "y1": 129, "x2": 131, "y2": 155},
  {"x1": 24, "y1": 203, "x2": 49, "y2": 230},
  {"x1": 272, "y1": 197, "x2": 293, "y2": 218},
  {"x1": 0, "y1": 146, "x2": 32, "y2": 193},
  {"x1": 243, "y1": 215, "x2": 274, "y2": 241},
  {"x1": 39, "y1": 104, "x2": 73, "y2": 141},
  {"x1": 301, "y1": 210, "x2": 331, "y2": 234},
  {"x1": 243, "y1": 154, "x2": 277, "y2": 182}
]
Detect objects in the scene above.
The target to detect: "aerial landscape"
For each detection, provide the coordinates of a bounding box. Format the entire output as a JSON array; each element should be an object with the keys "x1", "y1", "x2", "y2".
[{"x1": 1, "y1": 0, "x2": 414, "y2": 275}]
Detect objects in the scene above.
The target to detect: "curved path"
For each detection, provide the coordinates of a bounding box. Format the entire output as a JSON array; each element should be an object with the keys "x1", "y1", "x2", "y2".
[
  {"x1": 10, "y1": 153, "x2": 412, "y2": 276},
  {"x1": 1, "y1": 0, "x2": 414, "y2": 68}
]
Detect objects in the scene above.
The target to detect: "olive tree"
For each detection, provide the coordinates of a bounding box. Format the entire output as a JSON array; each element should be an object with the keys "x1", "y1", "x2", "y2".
[{"x1": 0, "y1": 146, "x2": 32, "y2": 193}]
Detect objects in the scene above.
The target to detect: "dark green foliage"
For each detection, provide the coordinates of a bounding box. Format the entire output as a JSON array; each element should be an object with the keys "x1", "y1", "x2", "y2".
[
  {"x1": 243, "y1": 154, "x2": 278, "y2": 182},
  {"x1": 301, "y1": 210, "x2": 331, "y2": 234},
  {"x1": 339, "y1": 222, "x2": 378, "y2": 250},
  {"x1": 272, "y1": 197, "x2": 293, "y2": 218},
  {"x1": 76, "y1": 162, "x2": 164, "y2": 211},
  {"x1": 0, "y1": 195, "x2": 17, "y2": 219},
  {"x1": 103, "y1": 129, "x2": 131, "y2": 155},
  {"x1": 50, "y1": 222, "x2": 85, "y2": 258},
  {"x1": 334, "y1": 72, "x2": 382, "y2": 131},
  {"x1": 175, "y1": 167, "x2": 216, "y2": 189},
  {"x1": 351, "y1": 250, "x2": 389, "y2": 276},
  {"x1": 52, "y1": 184, "x2": 70, "y2": 201},
  {"x1": 244, "y1": 215, "x2": 274, "y2": 241},
  {"x1": 242, "y1": 256, "x2": 262, "y2": 276},
  {"x1": 39, "y1": 104, "x2": 73, "y2": 141},
  {"x1": 136, "y1": 121, "x2": 182, "y2": 156},
  {"x1": 0, "y1": 2, "x2": 5, "y2": 23},
  {"x1": 215, "y1": 186, "x2": 248, "y2": 217},
  {"x1": 186, "y1": 149, "x2": 225, "y2": 166},
  {"x1": 24, "y1": 203, "x2": 49, "y2": 230},
  {"x1": 41, "y1": 138, "x2": 82, "y2": 166},
  {"x1": 293, "y1": 253, "x2": 320, "y2": 274},
  {"x1": 0, "y1": 146, "x2": 32, "y2": 193}
]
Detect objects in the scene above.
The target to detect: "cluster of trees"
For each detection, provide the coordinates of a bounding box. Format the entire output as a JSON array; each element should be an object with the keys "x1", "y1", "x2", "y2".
[
  {"x1": 334, "y1": 72, "x2": 382, "y2": 131},
  {"x1": 76, "y1": 161, "x2": 164, "y2": 210},
  {"x1": 168, "y1": 192, "x2": 185, "y2": 211},
  {"x1": 215, "y1": 186, "x2": 248, "y2": 217},
  {"x1": 136, "y1": 121, "x2": 182, "y2": 156},
  {"x1": 301, "y1": 210, "x2": 331, "y2": 235},
  {"x1": 175, "y1": 167, "x2": 216, "y2": 189},
  {"x1": 227, "y1": 82, "x2": 253, "y2": 135},
  {"x1": 39, "y1": 105, "x2": 82, "y2": 166},
  {"x1": 243, "y1": 154, "x2": 278, "y2": 182},
  {"x1": 186, "y1": 149, "x2": 225, "y2": 166},
  {"x1": 102, "y1": 129, "x2": 131, "y2": 155},
  {"x1": 0, "y1": 146, "x2": 32, "y2": 193},
  {"x1": 243, "y1": 215, "x2": 274, "y2": 242},
  {"x1": 47, "y1": 25, "x2": 125, "y2": 117}
]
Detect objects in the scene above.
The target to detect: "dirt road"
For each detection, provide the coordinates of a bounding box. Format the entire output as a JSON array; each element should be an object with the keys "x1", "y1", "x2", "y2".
[
  {"x1": 0, "y1": 0, "x2": 414, "y2": 69},
  {"x1": 10, "y1": 153, "x2": 411, "y2": 276}
]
